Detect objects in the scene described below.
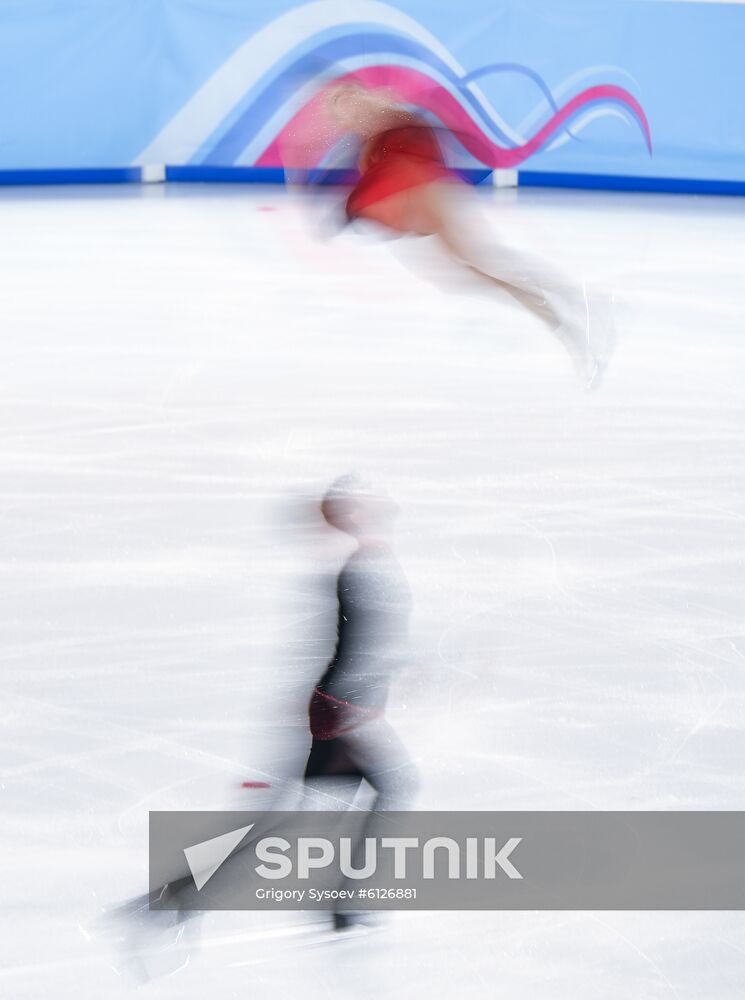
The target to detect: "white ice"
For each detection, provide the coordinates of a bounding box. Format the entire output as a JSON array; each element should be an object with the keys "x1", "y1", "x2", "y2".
[{"x1": 0, "y1": 182, "x2": 744, "y2": 998}]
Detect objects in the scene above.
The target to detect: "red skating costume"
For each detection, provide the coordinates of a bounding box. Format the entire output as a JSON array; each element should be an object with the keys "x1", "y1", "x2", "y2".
[{"x1": 345, "y1": 122, "x2": 454, "y2": 223}]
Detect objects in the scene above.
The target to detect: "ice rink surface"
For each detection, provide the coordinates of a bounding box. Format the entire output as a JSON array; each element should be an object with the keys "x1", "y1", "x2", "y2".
[{"x1": 1, "y1": 182, "x2": 744, "y2": 997}]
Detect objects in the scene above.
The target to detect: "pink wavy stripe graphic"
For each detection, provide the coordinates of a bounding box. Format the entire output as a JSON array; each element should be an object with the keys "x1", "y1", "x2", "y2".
[{"x1": 259, "y1": 65, "x2": 651, "y2": 169}]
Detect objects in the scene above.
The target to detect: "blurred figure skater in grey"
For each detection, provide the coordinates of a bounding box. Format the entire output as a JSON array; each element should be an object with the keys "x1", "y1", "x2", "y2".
[
  {"x1": 97, "y1": 475, "x2": 418, "y2": 973},
  {"x1": 305, "y1": 473, "x2": 419, "y2": 930},
  {"x1": 305, "y1": 473, "x2": 418, "y2": 808}
]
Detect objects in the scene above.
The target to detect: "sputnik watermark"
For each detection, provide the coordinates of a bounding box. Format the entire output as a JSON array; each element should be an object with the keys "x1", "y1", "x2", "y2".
[
  {"x1": 149, "y1": 810, "x2": 745, "y2": 911},
  {"x1": 182, "y1": 827, "x2": 521, "y2": 890},
  {"x1": 252, "y1": 834, "x2": 522, "y2": 880}
]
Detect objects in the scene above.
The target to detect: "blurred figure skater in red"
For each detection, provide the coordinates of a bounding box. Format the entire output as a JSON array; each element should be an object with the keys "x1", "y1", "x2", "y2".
[{"x1": 298, "y1": 81, "x2": 614, "y2": 386}]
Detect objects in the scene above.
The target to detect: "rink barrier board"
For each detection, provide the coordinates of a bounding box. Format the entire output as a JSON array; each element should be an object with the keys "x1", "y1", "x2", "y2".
[
  {"x1": 517, "y1": 171, "x2": 745, "y2": 196},
  {"x1": 1, "y1": 2, "x2": 743, "y2": 187},
  {"x1": 1, "y1": 167, "x2": 745, "y2": 196},
  {"x1": 0, "y1": 167, "x2": 142, "y2": 185}
]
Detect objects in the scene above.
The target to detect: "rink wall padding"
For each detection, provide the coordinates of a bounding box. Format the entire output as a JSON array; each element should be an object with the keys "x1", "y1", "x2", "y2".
[
  {"x1": 0, "y1": 168, "x2": 142, "y2": 186},
  {"x1": 3, "y1": 168, "x2": 745, "y2": 197},
  {"x1": 517, "y1": 172, "x2": 745, "y2": 197},
  {"x1": 0, "y1": 1, "x2": 743, "y2": 193}
]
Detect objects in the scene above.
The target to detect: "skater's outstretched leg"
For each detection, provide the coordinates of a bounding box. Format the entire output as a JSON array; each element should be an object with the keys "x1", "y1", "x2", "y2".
[
  {"x1": 410, "y1": 183, "x2": 616, "y2": 385},
  {"x1": 308, "y1": 718, "x2": 418, "y2": 932}
]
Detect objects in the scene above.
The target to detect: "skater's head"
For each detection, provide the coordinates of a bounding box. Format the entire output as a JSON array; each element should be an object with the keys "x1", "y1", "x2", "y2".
[
  {"x1": 321, "y1": 473, "x2": 398, "y2": 540},
  {"x1": 325, "y1": 81, "x2": 397, "y2": 136}
]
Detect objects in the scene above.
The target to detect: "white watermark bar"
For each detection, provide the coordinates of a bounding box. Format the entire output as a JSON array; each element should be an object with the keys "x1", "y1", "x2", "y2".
[{"x1": 149, "y1": 811, "x2": 745, "y2": 911}]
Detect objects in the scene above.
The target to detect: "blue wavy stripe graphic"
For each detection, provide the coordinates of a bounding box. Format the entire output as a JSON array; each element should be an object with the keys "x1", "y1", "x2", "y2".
[
  {"x1": 462, "y1": 64, "x2": 558, "y2": 110},
  {"x1": 463, "y1": 63, "x2": 578, "y2": 140},
  {"x1": 202, "y1": 31, "x2": 550, "y2": 165}
]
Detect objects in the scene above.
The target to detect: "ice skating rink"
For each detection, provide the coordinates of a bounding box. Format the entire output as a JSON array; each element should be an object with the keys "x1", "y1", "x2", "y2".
[{"x1": 1, "y1": 183, "x2": 744, "y2": 998}]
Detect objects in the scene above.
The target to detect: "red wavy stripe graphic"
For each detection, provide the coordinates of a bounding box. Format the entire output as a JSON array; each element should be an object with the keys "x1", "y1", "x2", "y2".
[{"x1": 258, "y1": 65, "x2": 651, "y2": 170}]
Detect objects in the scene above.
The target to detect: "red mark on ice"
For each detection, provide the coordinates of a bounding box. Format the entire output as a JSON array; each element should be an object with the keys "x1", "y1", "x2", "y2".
[
  {"x1": 242, "y1": 781, "x2": 271, "y2": 788},
  {"x1": 258, "y1": 206, "x2": 278, "y2": 212}
]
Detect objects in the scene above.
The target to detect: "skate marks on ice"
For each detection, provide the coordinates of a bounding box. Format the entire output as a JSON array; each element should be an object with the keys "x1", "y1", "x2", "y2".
[{"x1": 0, "y1": 185, "x2": 744, "y2": 997}]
